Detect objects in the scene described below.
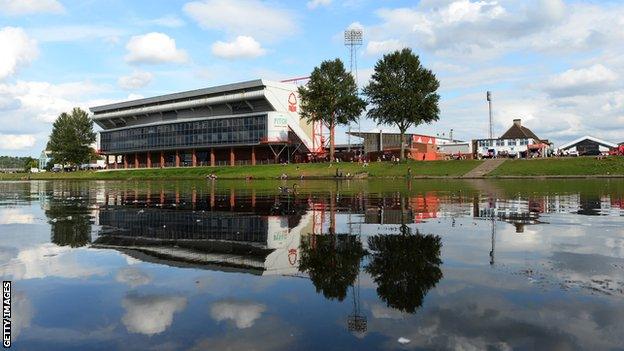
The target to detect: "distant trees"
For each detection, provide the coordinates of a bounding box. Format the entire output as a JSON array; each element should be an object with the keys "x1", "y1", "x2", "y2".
[
  {"x1": 363, "y1": 48, "x2": 440, "y2": 161},
  {"x1": 23, "y1": 157, "x2": 38, "y2": 172},
  {"x1": 298, "y1": 59, "x2": 366, "y2": 162},
  {"x1": 47, "y1": 107, "x2": 96, "y2": 167}
]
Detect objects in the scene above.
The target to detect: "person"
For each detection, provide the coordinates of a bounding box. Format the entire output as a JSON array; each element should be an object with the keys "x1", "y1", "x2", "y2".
[{"x1": 407, "y1": 167, "x2": 412, "y2": 178}]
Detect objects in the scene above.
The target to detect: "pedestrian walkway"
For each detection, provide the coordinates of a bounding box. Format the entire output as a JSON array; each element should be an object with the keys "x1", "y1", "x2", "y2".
[{"x1": 462, "y1": 159, "x2": 505, "y2": 178}]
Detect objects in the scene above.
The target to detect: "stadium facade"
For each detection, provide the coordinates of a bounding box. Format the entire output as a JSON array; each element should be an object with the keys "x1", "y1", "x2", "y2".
[{"x1": 90, "y1": 80, "x2": 317, "y2": 168}]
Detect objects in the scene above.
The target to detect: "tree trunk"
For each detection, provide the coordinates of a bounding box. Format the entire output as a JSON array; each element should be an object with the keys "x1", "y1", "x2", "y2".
[
  {"x1": 329, "y1": 116, "x2": 336, "y2": 162},
  {"x1": 400, "y1": 129, "x2": 406, "y2": 161}
]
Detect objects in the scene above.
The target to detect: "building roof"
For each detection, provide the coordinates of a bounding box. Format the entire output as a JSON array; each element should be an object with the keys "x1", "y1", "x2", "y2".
[
  {"x1": 348, "y1": 129, "x2": 461, "y2": 142},
  {"x1": 90, "y1": 79, "x2": 298, "y2": 114},
  {"x1": 499, "y1": 120, "x2": 541, "y2": 140},
  {"x1": 558, "y1": 135, "x2": 617, "y2": 150}
]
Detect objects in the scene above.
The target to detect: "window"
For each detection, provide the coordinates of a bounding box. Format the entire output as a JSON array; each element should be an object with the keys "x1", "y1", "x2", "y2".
[{"x1": 100, "y1": 115, "x2": 268, "y2": 153}]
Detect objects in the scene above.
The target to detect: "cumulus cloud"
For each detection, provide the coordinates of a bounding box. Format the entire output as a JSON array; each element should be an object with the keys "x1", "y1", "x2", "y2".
[
  {"x1": 543, "y1": 64, "x2": 618, "y2": 98},
  {"x1": 210, "y1": 300, "x2": 267, "y2": 329},
  {"x1": 125, "y1": 32, "x2": 188, "y2": 64},
  {"x1": 0, "y1": 243, "x2": 106, "y2": 280},
  {"x1": 122, "y1": 294, "x2": 187, "y2": 335},
  {"x1": 183, "y1": 0, "x2": 297, "y2": 42},
  {"x1": 211, "y1": 36, "x2": 266, "y2": 59},
  {"x1": 365, "y1": 39, "x2": 405, "y2": 56},
  {"x1": 0, "y1": 27, "x2": 38, "y2": 80},
  {"x1": 11, "y1": 292, "x2": 33, "y2": 341},
  {"x1": 115, "y1": 266, "x2": 152, "y2": 287},
  {"x1": 118, "y1": 70, "x2": 153, "y2": 90},
  {"x1": 0, "y1": 134, "x2": 36, "y2": 150},
  {"x1": 365, "y1": 0, "x2": 624, "y2": 59},
  {"x1": 307, "y1": 0, "x2": 331, "y2": 10},
  {"x1": 0, "y1": 0, "x2": 64, "y2": 15}
]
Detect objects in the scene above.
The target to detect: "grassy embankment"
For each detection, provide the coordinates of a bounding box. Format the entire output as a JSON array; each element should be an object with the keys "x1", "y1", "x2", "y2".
[
  {"x1": 0, "y1": 160, "x2": 482, "y2": 180},
  {"x1": 490, "y1": 156, "x2": 624, "y2": 177},
  {"x1": 2, "y1": 157, "x2": 624, "y2": 180}
]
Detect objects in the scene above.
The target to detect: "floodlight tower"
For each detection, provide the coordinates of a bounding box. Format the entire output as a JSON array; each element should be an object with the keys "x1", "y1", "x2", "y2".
[
  {"x1": 486, "y1": 91, "x2": 493, "y2": 140},
  {"x1": 345, "y1": 28, "x2": 363, "y2": 153}
]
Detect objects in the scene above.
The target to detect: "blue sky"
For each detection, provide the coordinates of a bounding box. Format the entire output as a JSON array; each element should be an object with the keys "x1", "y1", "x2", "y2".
[{"x1": 1, "y1": 0, "x2": 624, "y2": 156}]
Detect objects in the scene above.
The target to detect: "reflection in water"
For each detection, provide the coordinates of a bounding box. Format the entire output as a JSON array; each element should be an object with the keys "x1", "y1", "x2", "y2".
[
  {"x1": 3, "y1": 180, "x2": 624, "y2": 350},
  {"x1": 46, "y1": 197, "x2": 93, "y2": 248},
  {"x1": 366, "y1": 225, "x2": 443, "y2": 313},
  {"x1": 298, "y1": 234, "x2": 365, "y2": 302}
]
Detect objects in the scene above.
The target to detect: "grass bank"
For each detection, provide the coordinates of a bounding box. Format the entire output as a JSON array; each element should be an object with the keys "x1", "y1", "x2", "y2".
[
  {"x1": 0, "y1": 160, "x2": 482, "y2": 181},
  {"x1": 490, "y1": 157, "x2": 624, "y2": 177}
]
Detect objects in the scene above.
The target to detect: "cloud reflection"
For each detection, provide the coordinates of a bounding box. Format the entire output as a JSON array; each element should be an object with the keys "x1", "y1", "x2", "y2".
[
  {"x1": 121, "y1": 294, "x2": 187, "y2": 336},
  {"x1": 210, "y1": 300, "x2": 267, "y2": 329}
]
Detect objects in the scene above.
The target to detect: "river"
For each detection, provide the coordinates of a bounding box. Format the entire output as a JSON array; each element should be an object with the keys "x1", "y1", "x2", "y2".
[{"x1": 1, "y1": 179, "x2": 623, "y2": 350}]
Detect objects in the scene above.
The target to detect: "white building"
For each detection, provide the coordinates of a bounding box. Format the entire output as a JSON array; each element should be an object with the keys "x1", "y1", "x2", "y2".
[{"x1": 473, "y1": 119, "x2": 548, "y2": 158}]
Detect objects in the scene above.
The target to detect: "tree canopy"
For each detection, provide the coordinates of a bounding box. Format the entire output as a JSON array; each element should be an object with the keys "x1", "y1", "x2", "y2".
[
  {"x1": 363, "y1": 48, "x2": 440, "y2": 160},
  {"x1": 298, "y1": 59, "x2": 366, "y2": 161},
  {"x1": 47, "y1": 107, "x2": 96, "y2": 166}
]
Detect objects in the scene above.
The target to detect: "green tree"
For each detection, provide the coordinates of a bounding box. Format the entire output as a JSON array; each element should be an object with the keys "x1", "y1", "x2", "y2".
[
  {"x1": 365, "y1": 226, "x2": 443, "y2": 313},
  {"x1": 47, "y1": 107, "x2": 96, "y2": 168},
  {"x1": 363, "y1": 48, "x2": 440, "y2": 161},
  {"x1": 298, "y1": 59, "x2": 366, "y2": 162},
  {"x1": 23, "y1": 157, "x2": 38, "y2": 172}
]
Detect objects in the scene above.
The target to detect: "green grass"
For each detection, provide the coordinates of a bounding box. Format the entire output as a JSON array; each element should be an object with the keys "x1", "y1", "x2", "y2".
[
  {"x1": 489, "y1": 156, "x2": 624, "y2": 176},
  {"x1": 0, "y1": 160, "x2": 482, "y2": 181}
]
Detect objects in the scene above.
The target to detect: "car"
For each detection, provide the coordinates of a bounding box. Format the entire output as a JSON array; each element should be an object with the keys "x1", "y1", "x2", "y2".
[{"x1": 568, "y1": 150, "x2": 579, "y2": 157}]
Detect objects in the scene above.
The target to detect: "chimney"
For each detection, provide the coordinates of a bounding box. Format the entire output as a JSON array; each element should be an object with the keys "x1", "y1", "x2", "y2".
[{"x1": 513, "y1": 119, "x2": 521, "y2": 127}]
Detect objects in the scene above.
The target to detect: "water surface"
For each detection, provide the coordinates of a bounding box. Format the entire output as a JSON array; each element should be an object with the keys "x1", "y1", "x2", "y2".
[{"x1": 1, "y1": 179, "x2": 623, "y2": 350}]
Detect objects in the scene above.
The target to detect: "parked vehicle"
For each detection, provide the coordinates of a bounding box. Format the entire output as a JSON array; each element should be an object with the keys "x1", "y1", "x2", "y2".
[{"x1": 609, "y1": 145, "x2": 624, "y2": 156}]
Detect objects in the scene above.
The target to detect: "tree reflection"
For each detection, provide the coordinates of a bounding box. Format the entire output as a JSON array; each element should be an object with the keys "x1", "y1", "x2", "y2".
[
  {"x1": 45, "y1": 198, "x2": 92, "y2": 248},
  {"x1": 299, "y1": 234, "x2": 366, "y2": 301},
  {"x1": 365, "y1": 225, "x2": 443, "y2": 313}
]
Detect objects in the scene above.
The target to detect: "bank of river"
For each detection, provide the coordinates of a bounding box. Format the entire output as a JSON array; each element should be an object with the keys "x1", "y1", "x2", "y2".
[{"x1": 1, "y1": 157, "x2": 624, "y2": 180}]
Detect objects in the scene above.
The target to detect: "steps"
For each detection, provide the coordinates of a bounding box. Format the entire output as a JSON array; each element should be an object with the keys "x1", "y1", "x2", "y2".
[{"x1": 462, "y1": 159, "x2": 505, "y2": 178}]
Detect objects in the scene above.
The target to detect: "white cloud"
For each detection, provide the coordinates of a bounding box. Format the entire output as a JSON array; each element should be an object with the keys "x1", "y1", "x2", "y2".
[
  {"x1": 307, "y1": 0, "x2": 331, "y2": 10},
  {"x1": 115, "y1": 266, "x2": 151, "y2": 287},
  {"x1": 125, "y1": 32, "x2": 188, "y2": 64},
  {"x1": 30, "y1": 25, "x2": 125, "y2": 43},
  {"x1": 0, "y1": 80, "x2": 107, "y2": 123},
  {"x1": 0, "y1": 134, "x2": 36, "y2": 150},
  {"x1": 143, "y1": 15, "x2": 185, "y2": 28},
  {"x1": 543, "y1": 64, "x2": 618, "y2": 98},
  {"x1": 365, "y1": 39, "x2": 405, "y2": 56},
  {"x1": 118, "y1": 70, "x2": 153, "y2": 90},
  {"x1": 11, "y1": 292, "x2": 33, "y2": 341},
  {"x1": 0, "y1": 209, "x2": 34, "y2": 224},
  {"x1": 0, "y1": 0, "x2": 64, "y2": 15},
  {"x1": 365, "y1": 1, "x2": 624, "y2": 59},
  {"x1": 183, "y1": 0, "x2": 297, "y2": 42},
  {"x1": 0, "y1": 243, "x2": 106, "y2": 280},
  {"x1": 210, "y1": 300, "x2": 266, "y2": 329},
  {"x1": 0, "y1": 27, "x2": 38, "y2": 80},
  {"x1": 211, "y1": 36, "x2": 266, "y2": 59},
  {"x1": 122, "y1": 294, "x2": 187, "y2": 335}
]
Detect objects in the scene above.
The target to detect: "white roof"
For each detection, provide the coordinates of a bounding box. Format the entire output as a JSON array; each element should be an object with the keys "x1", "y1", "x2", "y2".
[{"x1": 559, "y1": 135, "x2": 617, "y2": 150}]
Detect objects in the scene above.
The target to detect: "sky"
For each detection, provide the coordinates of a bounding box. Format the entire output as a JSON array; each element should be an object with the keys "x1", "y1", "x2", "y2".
[{"x1": 1, "y1": 0, "x2": 624, "y2": 156}]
